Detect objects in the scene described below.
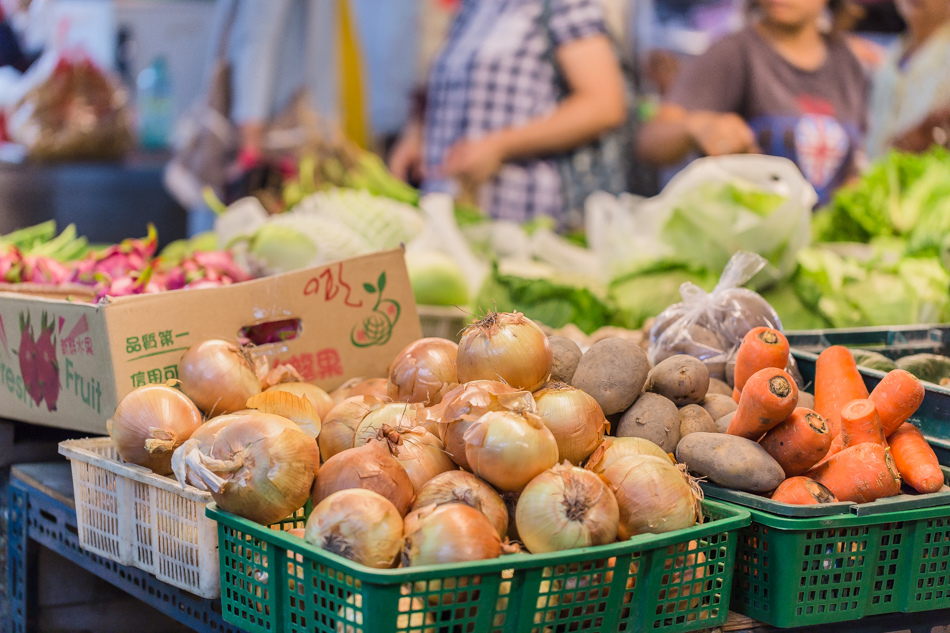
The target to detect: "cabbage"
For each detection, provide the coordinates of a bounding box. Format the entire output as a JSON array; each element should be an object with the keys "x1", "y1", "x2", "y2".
[{"x1": 406, "y1": 251, "x2": 468, "y2": 306}]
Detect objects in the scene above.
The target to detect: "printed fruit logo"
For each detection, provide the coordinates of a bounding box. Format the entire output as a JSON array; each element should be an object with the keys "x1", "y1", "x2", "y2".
[
  {"x1": 351, "y1": 272, "x2": 400, "y2": 348},
  {"x1": 18, "y1": 311, "x2": 61, "y2": 411}
]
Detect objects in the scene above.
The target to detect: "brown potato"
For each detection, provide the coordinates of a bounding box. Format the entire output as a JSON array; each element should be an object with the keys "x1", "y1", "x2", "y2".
[
  {"x1": 572, "y1": 338, "x2": 650, "y2": 415},
  {"x1": 675, "y1": 432, "x2": 785, "y2": 493},
  {"x1": 715, "y1": 411, "x2": 735, "y2": 434},
  {"x1": 616, "y1": 393, "x2": 680, "y2": 453},
  {"x1": 645, "y1": 355, "x2": 710, "y2": 406},
  {"x1": 799, "y1": 391, "x2": 815, "y2": 410},
  {"x1": 678, "y1": 405, "x2": 717, "y2": 437},
  {"x1": 701, "y1": 394, "x2": 738, "y2": 422},
  {"x1": 548, "y1": 335, "x2": 582, "y2": 384},
  {"x1": 706, "y1": 378, "x2": 733, "y2": 397}
]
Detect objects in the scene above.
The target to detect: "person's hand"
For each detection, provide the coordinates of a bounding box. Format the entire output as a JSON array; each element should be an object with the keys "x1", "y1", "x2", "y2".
[
  {"x1": 686, "y1": 111, "x2": 759, "y2": 157},
  {"x1": 388, "y1": 122, "x2": 425, "y2": 184},
  {"x1": 441, "y1": 134, "x2": 506, "y2": 187},
  {"x1": 891, "y1": 107, "x2": 950, "y2": 154}
]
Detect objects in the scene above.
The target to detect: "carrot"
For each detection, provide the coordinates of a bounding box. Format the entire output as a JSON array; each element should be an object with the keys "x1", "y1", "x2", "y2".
[
  {"x1": 734, "y1": 327, "x2": 790, "y2": 394},
  {"x1": 840, "y1": 399, "x2": 886, "y2": 449},
  {"x1": 771, "y1": 477, "x2": 838, "y2": 505},
  {"x1": 732, "y1": 387, "x2": 740, "y2": 404},
  {"x1": 814, "y1": 346, "x2": 869, "y2": 437},
  {"x1": 869, "y1": 370, "x2": 926, "y2": 438},
  {"x1": 809, "y1": 443, "x2": 901, "y2": 503},
  {"x1": 726, "y1": 368, "x2": 799, "y2": 441},
  {"x1": 888, "y1": 423, "x2": 944, "y2": 494},
  {"x1": 759, "y1": 408, "x2": 832, "y2": 476}
]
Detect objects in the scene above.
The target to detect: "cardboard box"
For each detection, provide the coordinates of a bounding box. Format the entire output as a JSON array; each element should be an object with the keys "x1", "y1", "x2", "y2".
[{"x1": 0, "y1": 249, "x2": 421, "y2": 433}]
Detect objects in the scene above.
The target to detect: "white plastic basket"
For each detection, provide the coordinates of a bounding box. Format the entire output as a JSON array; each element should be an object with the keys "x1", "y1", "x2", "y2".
[{"x1": 58, "y1": 437, "x2": 220, "y2": 598}]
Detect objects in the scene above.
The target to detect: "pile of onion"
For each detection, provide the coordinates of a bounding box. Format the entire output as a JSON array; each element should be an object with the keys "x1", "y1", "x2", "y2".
[
  {"x1": 312, "y1": 439, "x2": 414, "y2": 516},
  {"x1": 330, "y1": 377, "x2": 390, "y2": 404},
  {"x1": 380, "y1": 425, "x2": 457, "y2": 493},
  {"x1": 457, "y1": 312, "x2": 552, "y2": 391},
  {"x1": 304, "y1": 489, "x2": 404, "y2": 569},
  {"x1": 463, "y1": 409, "x2": 559, "y2": 492},
  {"x1": 585, "y1": 437, "x2": 672, "y2": 474},
  {"x1": 438, "y1": 381, "x2": 537, "y2": 471},
  {"x1": 600, "y1": 455, "x2": 701, "y2": 539},
  {"x1": 172, "y1": 414, "x2": 239, "y2": 490},
  {"x1": 172, "y1": 411, "x2": 319, "y2": 524},
  {"x1": 388, "y1": 338, "x2": 459, "y2": 405},
  {"x1": 178, "y1": 339, "x2": 261, "y2": 416},
  {"x1": 318, "y1": 395, "x2": 391, "y2": 460},
  {"x1": 265, "y1": 382, "x2": 335, "y2": 419},
  {"x1": 108, "y1": 384, "x2": 203, "y2": 475},
  {"x1": 534, "y1": 383, "x2": 609, "y2": 465},
  {"x1": 402, "y1": 503, "x2": 505, "y2": 567},
  {"x1": 353, "y1": 402, "x2": 426, "y2": 447},
  {"x1": 516, "y1": 462, "x2": 619, "y2": 553},
  {"x1": 412, "y1": 470, "x2": 508, "y2": 538},
  {"x1": 246, "y1": 390, "x2": 321, "y2": 438}
]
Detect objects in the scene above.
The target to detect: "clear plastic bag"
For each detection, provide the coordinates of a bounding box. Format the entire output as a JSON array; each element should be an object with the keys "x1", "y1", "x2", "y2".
[
  {"x1": 648, "y1": 251, "x2": 783, "y2": 383},
  {"x1": 8, "y1": 49, "x2": 132, "y2": 161}
]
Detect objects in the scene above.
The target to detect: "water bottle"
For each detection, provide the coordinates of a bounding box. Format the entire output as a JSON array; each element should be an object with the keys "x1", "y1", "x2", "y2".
[{"x1": 137, "y1": 56, "x2": 173, "y2": 150}]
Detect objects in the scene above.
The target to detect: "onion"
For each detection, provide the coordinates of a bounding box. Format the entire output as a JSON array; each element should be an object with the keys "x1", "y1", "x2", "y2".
[
  {"x1": 585, "y1": 437, "x2": 672, "y2": 474},
  {"x1": 265, "y1": 382, "x2": 335, "y2": 419},
  {"x1": 516, "y1": 462, "x2": 619, "y2": 553},
  {"x1": 402, "y1": 503, "x2": 503, "y2": 566},
  {"x1": 353, "y1": 402, "x2": 425, "y2": 447},
  {"x1": 319, "y1": 395, "x2": 391, "y2": 460},
  {"x1": 438, "y1": 381, "x2": 537, "y2": 471},
  {"x1": 380, "y1": 426, "x2": 457, "y2": 493},
  {"x1": 259, "y1": 363, "x2": 304, "y2": 389},
  {"x1": 172, "y1": 413, "x2": 241, "y2": 489},
  {"x1": 388, "y1": 338, "x2": 459, "y2": 405},
  {"x1": 246, "y1": 390, "x2": 321, "y2": 438},
  {"x1": 312, "y1": 440, "x2": 414, "y2": 516},
  {"x1": 174, "y1": 411, "x2": 319, "y2": 524},
  {"x1": 534, "y1": 383, "x2": 609, "y2": 465},
  {"x1": 304, "y1": 489, "x2": 404, "y2": 568},
  {"x1": 107, "y1": 384, "x2": 203, "y2": 475},
  {"x1": 412, "y1": 470, "x2": 508, "y2": 538},
  {"x1": 178, "y1": 340, "x2": 261, "y2": 416},
  {"x1": 457, "y1": 312, "x2": 552, "y2": 391},
  {"x1": 601, "y1": 455, "x2": 701, "y2": 539},
  {"x1": 463, "y1": 410, "x2": 559, "y2": 492},
  {"x1": 330, "y1": 377, "x2": 390, "y2": 403}
]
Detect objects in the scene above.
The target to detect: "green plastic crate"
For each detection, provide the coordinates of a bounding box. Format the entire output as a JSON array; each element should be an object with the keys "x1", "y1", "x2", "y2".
[
  {"x1": 207, "y1": 500, "x2": 750, "y2": 633},
  {"x1": 728, "y1": 501, "x2": 950, "y2": 628}
]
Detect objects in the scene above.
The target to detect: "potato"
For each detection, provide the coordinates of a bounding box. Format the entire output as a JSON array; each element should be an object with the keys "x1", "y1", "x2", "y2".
[
  {"x1": 616, "y1": 393, "x2": 680, "y2": 453},
  {"x1": 645, "y1": 356, "x2": 710, "y2": 406},
  {"x1": 715, "y1": 411, "x2": 735, "y2": 434},
  {"x1": 701, "y1": 394, "x2": 738, "y2": 422},
  {"x1": 548, "y1": 336, "x2": 582, "y2": 384},
  {"x1": 799, "y1": 391, "x2": 815, "y2": 410},
  {"x1": 676, "y1": 432, "x2": 785, "y2": 493},
  {"x1": 725, "y1": 358, "x2": 737, "y2": 388},
  {"x1": 679, "y1": 405, "x2": 717, "y2": 437},
  {"x1": 572, "y1": 338, "x2": 650, "y2": 415},
  {"x1": 707, "y1": 378, "x2": 733, "y2": 397}
]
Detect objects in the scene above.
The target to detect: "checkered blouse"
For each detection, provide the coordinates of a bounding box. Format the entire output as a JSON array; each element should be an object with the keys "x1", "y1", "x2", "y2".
[{"x1": 423, "y1": 0, "x2": 607, "y2": 223}]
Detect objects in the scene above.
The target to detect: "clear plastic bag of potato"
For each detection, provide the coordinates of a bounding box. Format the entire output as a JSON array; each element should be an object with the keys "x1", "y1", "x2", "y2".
[{"x1": 648, "y1": 251, "x2": 782, "y2": 384}]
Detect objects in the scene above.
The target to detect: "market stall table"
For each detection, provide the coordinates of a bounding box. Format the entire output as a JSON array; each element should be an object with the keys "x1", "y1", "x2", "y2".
[{"x1": 6, "y1": 460, "x2": 950, "y2": 633}]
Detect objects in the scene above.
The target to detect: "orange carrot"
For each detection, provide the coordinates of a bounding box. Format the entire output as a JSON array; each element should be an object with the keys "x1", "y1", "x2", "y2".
[
  {"x1": 771, "y1": 477, "x2": 838, "y2": 505},
  {"x1": 822, "y1": 435, "x2": 843, "y2": 462},
  {"x1": 734, "y1": 327, "x2": 790, "y2": 394},
  {"x1": 732, "y1": 387, "x2": 740, "y2": 404},
  {"x1": 809, "y1": 443, "x2": 901, "y2": 503},
  {"x1": 814, "y1": 346, "x2": 869, "y2": 437},
  {"x1": 759, "y1": 408, "x2": 832, "y2": 476},
  {"x1": 888, "y1": 423, "x2": 944, "y2": 494},
  {"x1": 726, "y1": 368, "x2": 799, "y2": 441},
  {"x1": 869, "y1": 370, "x2": 926, "y2": 438},
  {"x1": 840, "y1": 399, "x2": 886, "y2": 449}
]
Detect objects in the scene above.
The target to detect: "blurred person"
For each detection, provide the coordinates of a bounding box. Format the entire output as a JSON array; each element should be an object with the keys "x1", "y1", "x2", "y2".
[
  {"x1": 389, "y1": 0, "x2": 628, "y2": 227},
  {"x1": 866, "y1": 0, "x2": 950, "y2": 158},
  {"x1": 637, "y1": 0, "x2": 869, "y2": 204}
]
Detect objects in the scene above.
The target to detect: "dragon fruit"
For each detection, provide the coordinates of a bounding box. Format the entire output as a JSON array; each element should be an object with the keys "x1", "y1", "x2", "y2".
[
  {"x1": 0, "y1": 247, "x2": 22, "y2": 282},
  {"x1": 34, "y1": 312, "x2": 60, "y2": 411},
  {"x1": 17, "y1": 313, "x2": 42, "y2": 407}
]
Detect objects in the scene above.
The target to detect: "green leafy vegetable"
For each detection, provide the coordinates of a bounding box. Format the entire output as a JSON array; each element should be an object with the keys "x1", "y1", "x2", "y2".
[
  {"x1": 895, "y1": 354, "x2": 950, "y2": 385},
  {"x1": 848, "y1": 349, "x2": 897, "y2": 373}
]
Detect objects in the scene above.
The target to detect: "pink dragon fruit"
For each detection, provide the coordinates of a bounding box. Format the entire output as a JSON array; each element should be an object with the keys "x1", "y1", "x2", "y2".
[
  {"x1": 17, "y1": 313, "x2": 42, "y2": 407},
  {"x1": 34, "y1": 312, "x2": 60, "y2": 411}
]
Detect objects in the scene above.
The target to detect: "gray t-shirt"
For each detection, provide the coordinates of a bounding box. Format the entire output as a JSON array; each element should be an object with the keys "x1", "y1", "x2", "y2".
[{"x1": 670, "y1": 26, "x2": 868, "y2": 203}]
